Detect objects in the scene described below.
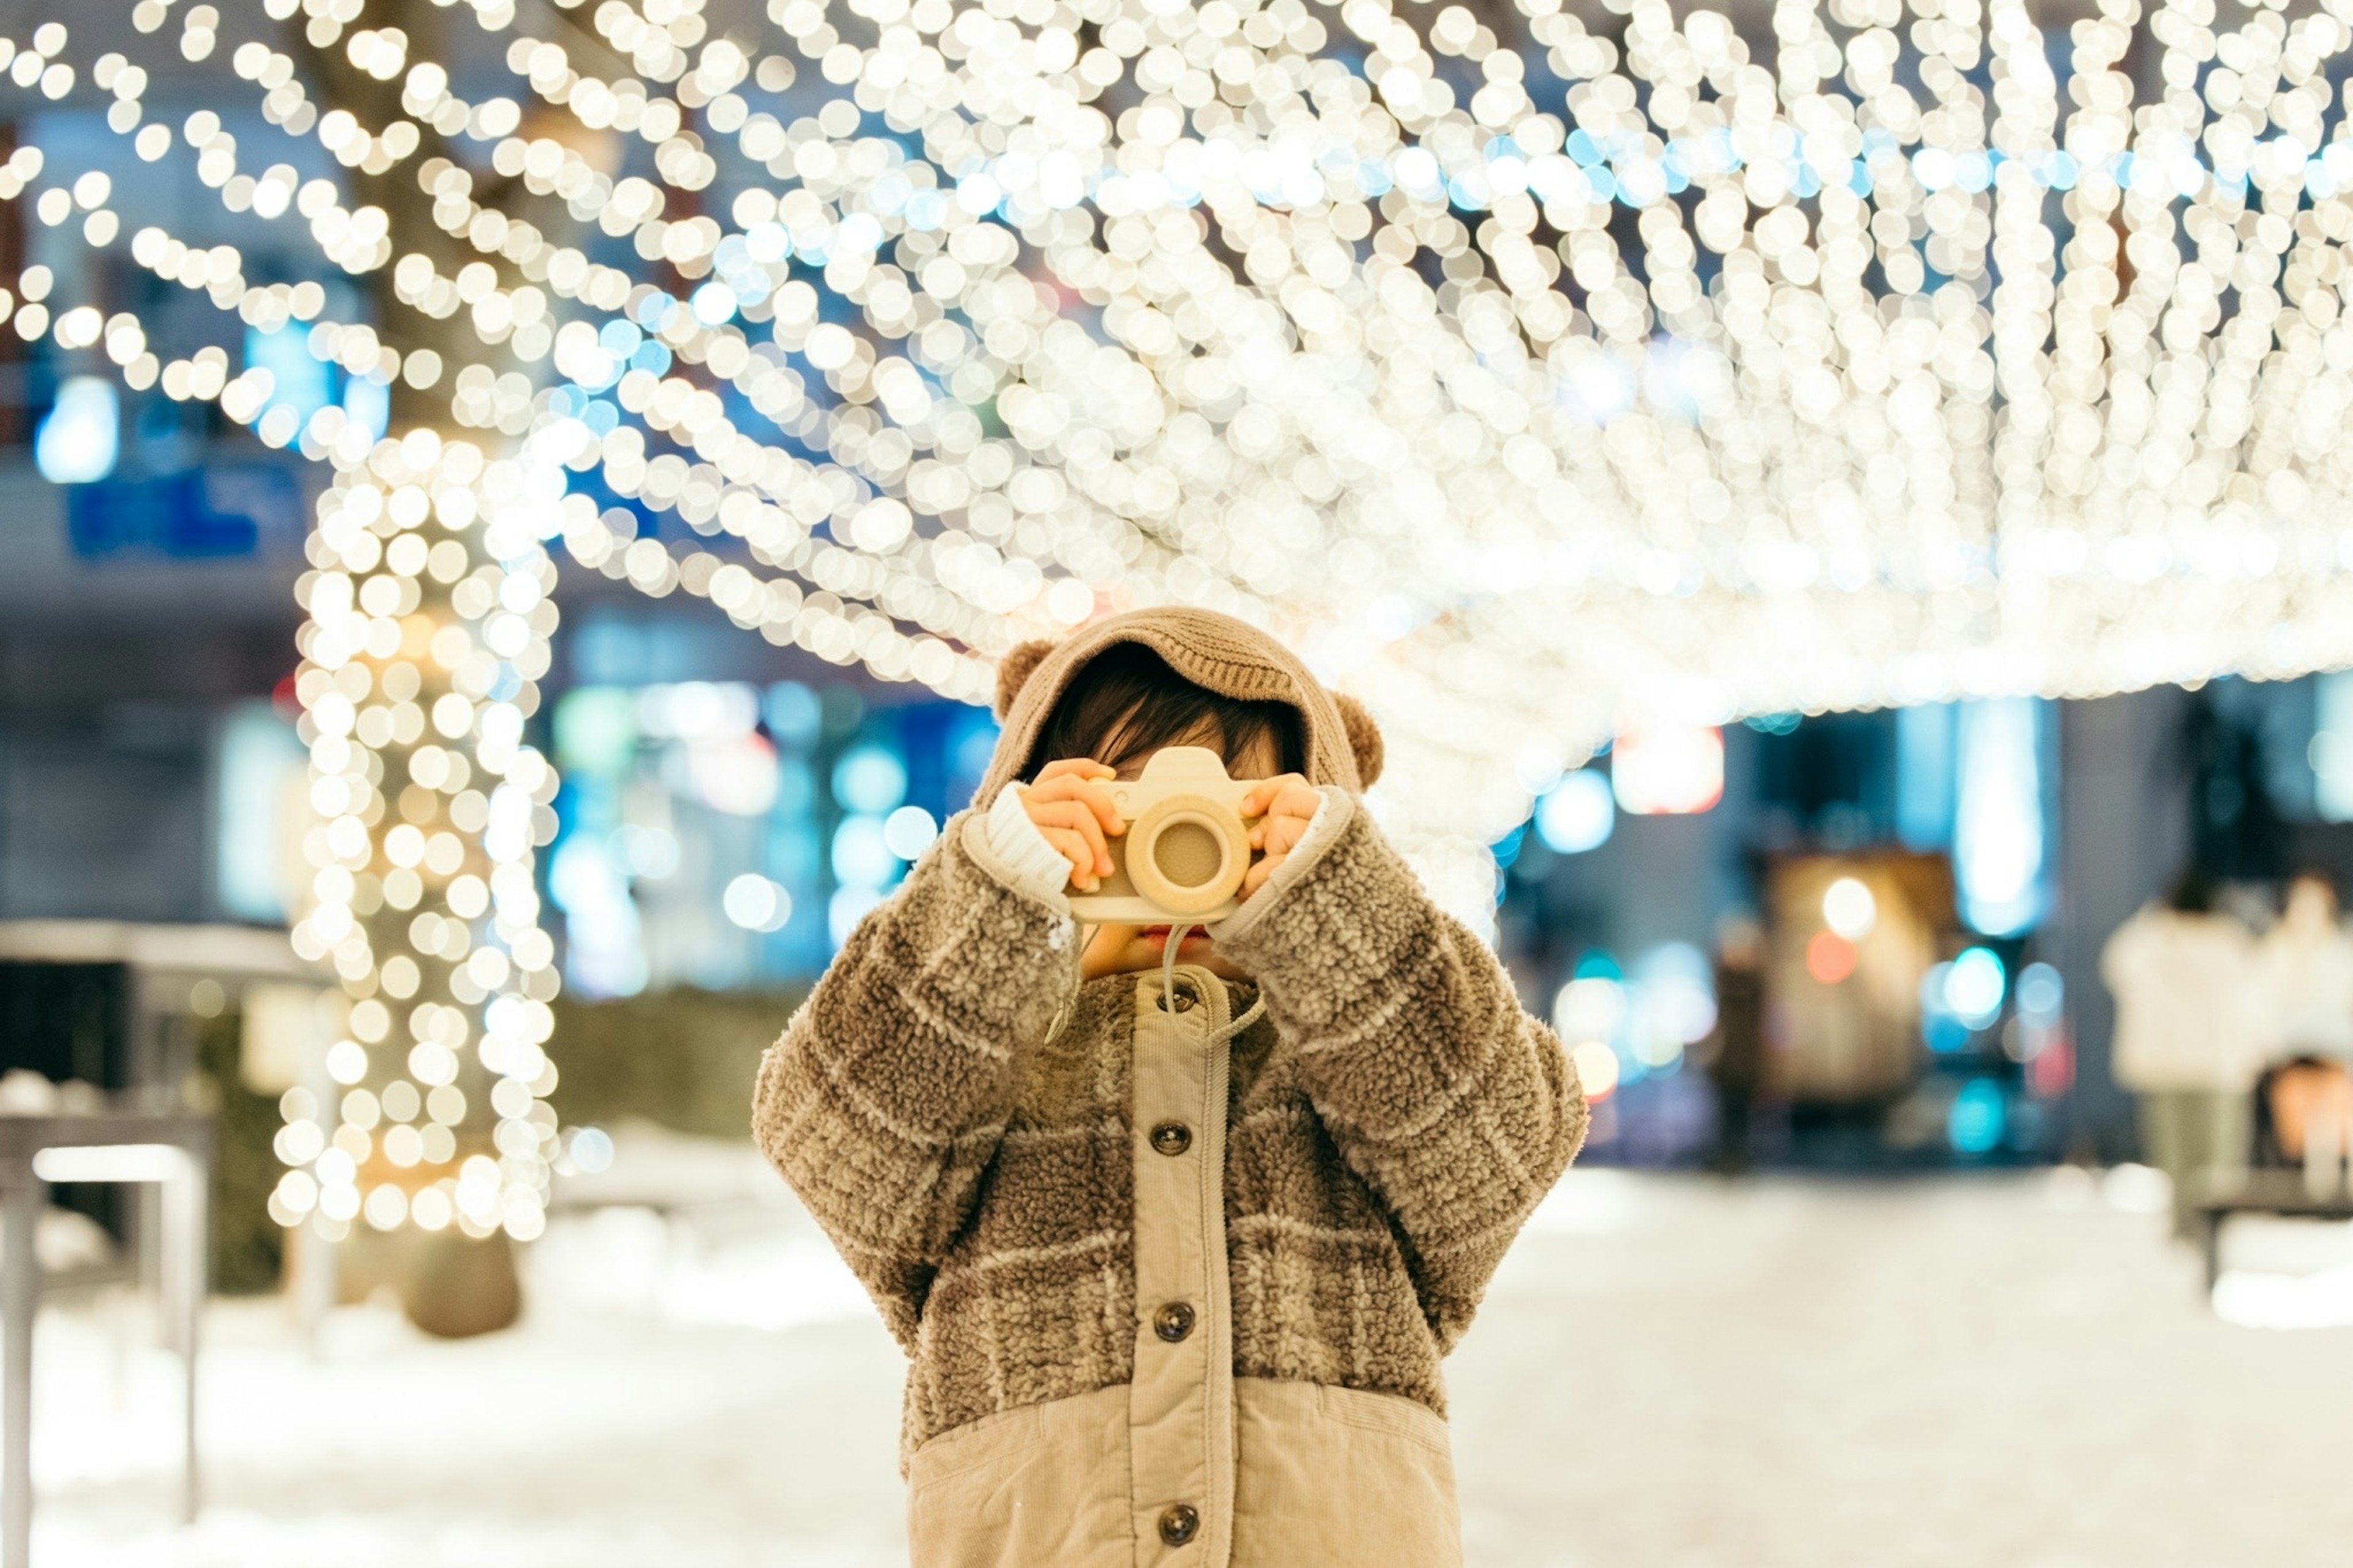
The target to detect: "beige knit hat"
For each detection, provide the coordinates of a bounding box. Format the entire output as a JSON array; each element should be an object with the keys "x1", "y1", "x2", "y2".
[{"x1": 977, "y1": 607, "x2": 1383, "y2": 805}]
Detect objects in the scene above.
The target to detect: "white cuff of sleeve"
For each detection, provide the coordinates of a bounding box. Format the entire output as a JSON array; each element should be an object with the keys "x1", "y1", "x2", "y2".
[{"x1": 984, "y1": 783, "x2": 1079, "y2": 906}]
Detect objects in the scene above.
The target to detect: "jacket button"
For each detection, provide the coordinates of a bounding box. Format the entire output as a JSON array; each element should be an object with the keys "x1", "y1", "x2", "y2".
[
  {"x1": 1153, "y1": 1300, "x2": 1195, "y2": 1342},
  {"x1": 1149, "y1": 1121, "x2": 1192, "y2": 1157},
  {"x1": 1158, "y1": 1502, "x2": 1199, "y2": 1546}
]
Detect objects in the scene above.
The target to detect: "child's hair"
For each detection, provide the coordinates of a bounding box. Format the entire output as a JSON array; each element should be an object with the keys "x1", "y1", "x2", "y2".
[{"x1": 1023, "y1": 642, "x2": 1307, "y2": 780}]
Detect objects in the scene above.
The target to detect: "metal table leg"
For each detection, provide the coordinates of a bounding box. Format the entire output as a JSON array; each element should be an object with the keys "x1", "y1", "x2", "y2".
[
  {"x1": 161, "y1": 1152, "x2": 205, "y2": 1524},
  {"x1": 3, "y1": 1176, "x2": 43, "y2": 1568}
]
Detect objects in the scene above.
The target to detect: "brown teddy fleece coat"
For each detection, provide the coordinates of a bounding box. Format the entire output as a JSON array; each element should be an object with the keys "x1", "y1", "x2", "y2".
[{"x1": 754, "y1": 608, "x2": 1587, "y2": 1568}]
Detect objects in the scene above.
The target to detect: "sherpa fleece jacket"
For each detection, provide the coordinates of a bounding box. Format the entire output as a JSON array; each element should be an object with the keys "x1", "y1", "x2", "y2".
[{"x1": 754, "y1": 787, "x2": 1586, "y2": 1567}]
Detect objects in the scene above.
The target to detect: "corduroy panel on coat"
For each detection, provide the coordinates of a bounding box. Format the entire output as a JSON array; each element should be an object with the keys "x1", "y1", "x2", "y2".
[
  {"x1": 754, "y1": 787, "x2": 1588, "y2": 1475},
  {"x1": 1220, "y1": 1084, "x2": 1449, "y2": 1409},
  {"x1": 903, "y1": 977, "x2": 1139, "y2": 1450},
  {"x1": 1214, "y1": 794, "x2": 1591, "y2": 1352},
  {"x1": 751, "y1": 811, "x2": 1080, "y2": 1350}
]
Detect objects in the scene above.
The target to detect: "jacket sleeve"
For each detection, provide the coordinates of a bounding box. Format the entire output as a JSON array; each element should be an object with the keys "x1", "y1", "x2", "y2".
[
  {"x1": 753, "y1": 809, "x2": 1080, "y2": 1348},
  {"x1": 1213, "y1": 790, "x2": 1587, "y2": 1350}
]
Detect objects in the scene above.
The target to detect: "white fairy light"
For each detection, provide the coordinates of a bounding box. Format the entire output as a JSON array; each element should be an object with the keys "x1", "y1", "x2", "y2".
[{"x1": 10, "y1": 0, "x2": 2353, "y2": 931}]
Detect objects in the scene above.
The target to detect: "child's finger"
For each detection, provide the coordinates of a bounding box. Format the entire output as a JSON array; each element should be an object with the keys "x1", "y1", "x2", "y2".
[
  {"x1": 1029, "y1": 798, "x2": 1114, "y2": 875},
  {"x1": 1240, "y1": 850, "x2": 1283, "y2": 898},
  {"x1": 1036, "y1": 757, "x2": 1115, "y2": 784},
  {"x1": 1031, "y1": 798, "x2": 1112, "y2": 871},
  {"x1": 1263, "y1": 783, "x2": 1317, "y2": 825},
  {"x1": 1039, "y1": 826, "x2": 1098, "y2": 889},
  {"x1": 1064, "y1": 775, "x2": 1127, "y2": 837},
  {"x1": 1243, "y1": 773, "x2": 1310, "y2": 816},
  {"x1": 1247, "y1": 804, "x2": 1313, "y2": 851},
  {"x1": 1029, "y1": 772, "x2": 1127, "y2": 836}
]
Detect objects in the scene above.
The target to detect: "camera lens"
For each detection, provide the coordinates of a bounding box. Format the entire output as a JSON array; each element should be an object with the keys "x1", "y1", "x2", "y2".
[
  {"x1": 1126, "y1": 795, "x2": 1249, "y2": 915},
  {"x1": 1152, "y1": 820, "x2": 1224, "y2": 890}
]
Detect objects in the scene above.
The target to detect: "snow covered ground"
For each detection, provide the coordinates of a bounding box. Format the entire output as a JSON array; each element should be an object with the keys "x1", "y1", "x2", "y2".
[{"x1": 34, "y1": 1153, "x2": 2353, "y2": 1568}]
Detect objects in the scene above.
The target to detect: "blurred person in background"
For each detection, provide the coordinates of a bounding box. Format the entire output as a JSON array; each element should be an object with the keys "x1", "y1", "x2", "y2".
[
  {"x1": 2253, "y1": 873, "x2": 2353, "y2": 1172},
  {"x1": 2102, "y1": 872, "x2": 2263, "y2": 1234},
  {"x1": 2253, "y1": 873, "x2": 2353, "y2": 1064},
  {"x1": 1704, "y1": 913, "x2": 1769, "y2": 1175}
]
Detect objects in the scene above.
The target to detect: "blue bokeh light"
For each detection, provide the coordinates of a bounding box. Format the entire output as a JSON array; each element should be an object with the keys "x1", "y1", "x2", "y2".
[
  {"x1": 36, "y1": 376, "x2": 119, "y2": 485},
  {"x1": 1535, "y1": 770, "x2": 1615, "y2": 854},
  {"x1": 1948, "y1": 1078, "x2": 2007, "y2": 1154},
  {"x1": 833, "y1": 746, "x2": 909, "y2": 814},
  {"x1": 1945, "y1": 947, "x2": 2006, "y2": 1029}
]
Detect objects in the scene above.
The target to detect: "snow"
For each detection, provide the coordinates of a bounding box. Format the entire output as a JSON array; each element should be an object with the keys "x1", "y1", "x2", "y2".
[{"x1": 34, "y1": 1159, "x2": 2353, "y2": 1567}]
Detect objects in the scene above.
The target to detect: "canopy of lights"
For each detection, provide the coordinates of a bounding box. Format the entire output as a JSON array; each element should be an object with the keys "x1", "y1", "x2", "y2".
[{"x1": 10, "y1": 0, "x2": 2353, "y2": 1233}]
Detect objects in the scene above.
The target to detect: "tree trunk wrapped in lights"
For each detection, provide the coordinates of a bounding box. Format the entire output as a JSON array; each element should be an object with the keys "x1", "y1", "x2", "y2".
[{"x1": 279, "y1": 0, "x2": 573, "y2": 1262}]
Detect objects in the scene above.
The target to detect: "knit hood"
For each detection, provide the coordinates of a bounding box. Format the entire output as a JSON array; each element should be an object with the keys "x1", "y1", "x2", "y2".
[{"x1": 977, "y1": 608, "x2": 1384, "y2": 805}]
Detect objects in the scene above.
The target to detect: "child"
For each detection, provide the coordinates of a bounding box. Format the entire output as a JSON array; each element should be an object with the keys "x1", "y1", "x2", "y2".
[{"x1": 755, "y1": 607, "x2": 1587, "y2": 1566}]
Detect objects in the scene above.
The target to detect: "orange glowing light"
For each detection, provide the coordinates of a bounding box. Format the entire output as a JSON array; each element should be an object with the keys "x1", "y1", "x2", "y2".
[{"x1": 1805, "y1": 930, "x2": 1858, "y2": 985}]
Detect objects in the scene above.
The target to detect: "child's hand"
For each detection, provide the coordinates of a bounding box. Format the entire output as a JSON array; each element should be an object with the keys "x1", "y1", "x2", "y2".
[
  {"x1": 1022, "y1": 759, "x2": 1124, "y2": 892},
  {"x1": 1238, "y1": 774, "x2": 1320, "y2": 899}
]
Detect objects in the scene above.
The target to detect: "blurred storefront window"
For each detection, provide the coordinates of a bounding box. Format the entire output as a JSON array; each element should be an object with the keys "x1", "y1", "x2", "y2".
[
  {"x1": 214, "y1": 700, "x2": 307, "y2": 923},
  {"x1": 1895, "y1": 703, "x2": 1957, "y2": 852},
  {"x1": 1955, "y1": 697, "x2": 2051, "y2": 937},
  {"x1": 546, "y1": 677, "x2": 996, "y2": 997},
  {"x1": 2313, "y1": 670, "x2": 2353, "y2": 824}
]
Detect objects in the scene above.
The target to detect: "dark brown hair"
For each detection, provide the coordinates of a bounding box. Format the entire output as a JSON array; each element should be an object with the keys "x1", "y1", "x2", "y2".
[{"x1": 1023, "y1": 642, "x2": 1306, "y2": 781}]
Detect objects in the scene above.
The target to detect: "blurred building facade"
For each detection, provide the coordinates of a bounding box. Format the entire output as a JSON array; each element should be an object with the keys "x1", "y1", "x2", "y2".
[{"x1": 13, "y1": 425, "x2": 2353, "y2": 1181}]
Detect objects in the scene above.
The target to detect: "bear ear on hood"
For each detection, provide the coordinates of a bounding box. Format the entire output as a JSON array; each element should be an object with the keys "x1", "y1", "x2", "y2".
[
  {"x1": 1331, "y1": 692, "x2": 1384, "y2": 789},
  {"x1": 993, "y1": 638, "x2": 1058, "y2": 721}
]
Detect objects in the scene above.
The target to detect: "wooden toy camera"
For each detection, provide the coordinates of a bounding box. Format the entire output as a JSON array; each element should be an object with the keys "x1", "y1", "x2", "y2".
[{"x1": 1066, "y1": 746, "x2": 1264, "y2": 925}]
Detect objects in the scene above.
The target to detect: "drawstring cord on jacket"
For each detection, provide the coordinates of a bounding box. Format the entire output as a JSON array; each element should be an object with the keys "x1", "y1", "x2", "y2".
[{"x1": 1161, "y1": 923, "x2": 1266, "y2": 1043}]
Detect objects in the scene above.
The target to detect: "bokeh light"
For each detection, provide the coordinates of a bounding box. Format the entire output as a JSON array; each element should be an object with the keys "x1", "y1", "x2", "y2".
[
  {"x1": 1947, "y1": 1078, "x2": 2008, "y2": 1156},
  {"x1": 1805, "y1": 930, "x2": 1859, "y2": 985},
  {"x1": 1569, "y1": 1039, "x2": 1621, "y2": 1104},
  {"x1": 33, "y1": 374, "x2": 119, "y2": 484},
  {"x1": 1613, "y1": 729, "x2": 1726, "y2": 817},
  {"x1": 1535, "y1": 770, "x2": 1615, "y2": 855},
  {"x1": 882, "y1": 805, "x2": 941, "y2": 861},
  {"x1": 721, "y1": 873, "x2": 792, "y2": 934},
  {"x1": 832, "y1": 747, "x2": 909, "y2": 816},
  {"x1": 1822, "y1": 877, "x2": 1878, "y2": 942},
  {"x1": 2015, "y1": 961, "x2": 2064, "y2": 1026},
  {"x1": 1946, "y1": 947, "x2": 2007, "y2": 1029}
]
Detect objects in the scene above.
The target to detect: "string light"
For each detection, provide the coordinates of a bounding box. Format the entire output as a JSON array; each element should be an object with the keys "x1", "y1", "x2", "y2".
[{"x1": 5, "y1": 1, "x2": 2353, "y2": 965}]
